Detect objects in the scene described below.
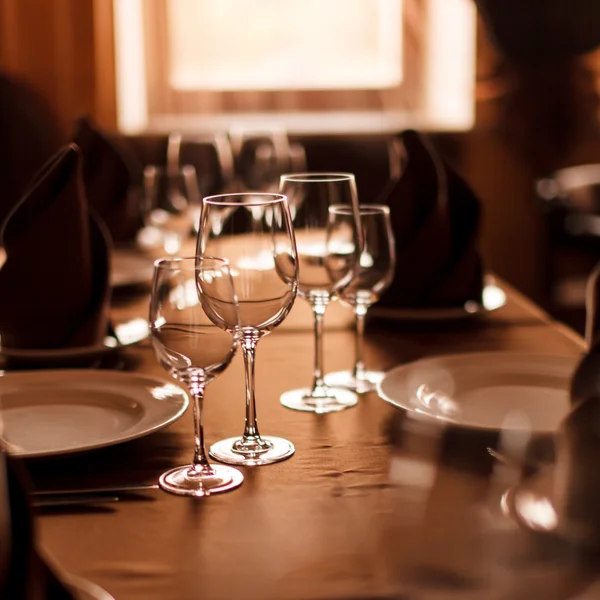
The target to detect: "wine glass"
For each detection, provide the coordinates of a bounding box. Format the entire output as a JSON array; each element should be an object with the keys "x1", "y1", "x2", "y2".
[
  {"x1": 180, "y1": 133, "x2": 237, "y2": 233},
  {"x1": 139, "y1": 165, "x2": 200, "y2": 254},
  {"x1": 279, "y1": 172, "x2": 362, "y2": 413},
  {"x1": 149, "y1": 256, "x2": 243, "y2": 496},
  {"x1": 197, "y1": 193, "x2": 299, "y2": 466},
  {"x1": 325, "y1": 205, "x2": 396, "y2": 393},
  {"x1": 229, "y1": 127, "x2": 292, "y2": 192}
]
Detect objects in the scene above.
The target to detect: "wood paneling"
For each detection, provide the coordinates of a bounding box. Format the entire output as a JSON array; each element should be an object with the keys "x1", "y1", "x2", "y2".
[{"x1": 0, "y1": 0, "x2": 117, "y2": 132}]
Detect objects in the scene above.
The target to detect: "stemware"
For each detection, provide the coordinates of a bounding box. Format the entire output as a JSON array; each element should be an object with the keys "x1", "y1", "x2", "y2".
[
  {"x1": 149, "y1": 256, "x2": 243, "y2": 496},
  {"x1": 139, "y1": 164, "x2": 200, "y2": 255},
  {"x1": 279, "y1": 172, "x2": 362, "y2": 413},
  {"x1": 229, "y1": 127, "x2": 292, "y2": 192},
  {"x1": 325, "y1": 205, "x2": 396, "y2": 393},
  {"x1": 197, "y1": 193, "x2": 299, "y2": 465}
]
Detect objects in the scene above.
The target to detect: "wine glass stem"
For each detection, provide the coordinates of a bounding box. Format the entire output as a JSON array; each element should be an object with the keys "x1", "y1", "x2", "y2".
[
  {"x1": 241, "y1": 335, "x2": 262, "y2": 442},
  {"x1": 353, "y1": 307, "x2": 368, "y2": 381},
  {"x1": 311, "y1": 303, "x2": 327, "y2": 393},
  {"x1": 188, "y1": 381, "x2": 214, "y2": 476}
]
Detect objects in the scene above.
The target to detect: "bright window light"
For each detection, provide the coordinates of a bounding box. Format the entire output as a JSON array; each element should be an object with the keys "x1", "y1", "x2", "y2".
[
  {"x1": 112, "y1": 0, "x2": 476, "y2": 132},
  {"x1": 166, "y1": 0, "x2": 402, "y2": 90}
]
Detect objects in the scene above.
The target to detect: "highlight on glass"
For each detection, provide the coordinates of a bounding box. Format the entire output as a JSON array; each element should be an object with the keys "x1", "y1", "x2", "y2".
[
  {"x1": 278, "y1": 172, "x2": 363, "y2": 413},
  {"x1": 149, "y1": 256, "x2": 243, "y2": 496},
  {"x1": 197, "y1": 192, "x2": 299, "y2": 465}
]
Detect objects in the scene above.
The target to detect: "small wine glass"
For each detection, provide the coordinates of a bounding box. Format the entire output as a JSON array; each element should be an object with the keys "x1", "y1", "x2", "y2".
[
  {"x1": 197, "y1": 193, "x2": 299, "y2": 466},
  {"x1": 279, "y1": 172, "x2": 362, "y2": 413},
  {"x1": 139, "y1": 165, "x2": 200, "y2": 254},
  {"x1": 325, "y1": 205, "x2": 396, "y2": 393},
  {"x1": 149, "y1": 256, "x2": 243, "y2": 496}
]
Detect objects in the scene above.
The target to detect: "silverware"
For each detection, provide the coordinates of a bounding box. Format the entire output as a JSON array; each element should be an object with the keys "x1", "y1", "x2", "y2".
[
  {"x1": 32, "y1": 483, "x2": 159, "y2": 498},
  {"x1": 33, "y1": 495, "x2": 120, "y2": 508}
]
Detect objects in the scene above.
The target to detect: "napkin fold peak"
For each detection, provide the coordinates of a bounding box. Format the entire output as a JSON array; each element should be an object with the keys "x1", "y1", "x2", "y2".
[
  {"x1": 0, "y1": 143, "x2": 111, "y2": 350},
  {"x1": 378, "y1": 130, "x2": 484, "y2": 309}
]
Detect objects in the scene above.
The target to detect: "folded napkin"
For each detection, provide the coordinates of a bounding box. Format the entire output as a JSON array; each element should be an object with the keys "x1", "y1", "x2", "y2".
[
  {"x1": 0, "y1": 446, "x2": 76, "y2": 599},
  {"x1": 0, "y1": 74, "x2": 65, "y2": 228},
  {"x1": 377, "y1": 130, "x2": 484, "y2": 309},
  {"x1": 73, "y1": 116, "x2": 144, "y2": 243},
  {"x1": 0, "y1": 144, "x2": 111, "y2": 350}
]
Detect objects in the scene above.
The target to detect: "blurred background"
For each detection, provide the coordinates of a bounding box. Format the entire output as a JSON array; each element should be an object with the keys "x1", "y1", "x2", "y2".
[{"x1": 2, "y1": 0, "x2": 600, "y2": 333}]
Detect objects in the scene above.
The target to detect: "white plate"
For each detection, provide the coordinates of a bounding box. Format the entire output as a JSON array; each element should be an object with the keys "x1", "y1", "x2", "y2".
[
  {"x1": 67, "y1": 575, "x2": 115, "y2": 600},
  {"x1": 377, "y1": 352, "x2": 578, "y2": 433},
  {"x1": 0, "y1": 318, "x2": 150, "y2": 368},
  {"x1": 0, "y1": 370, "x2": 188, "y2": 458},
  {"x1": 369, "y1": 279, "x2": 507, "y2": 322},
  {"x1": 111, "y1": 249, "x2": 154, "y2": 289}
]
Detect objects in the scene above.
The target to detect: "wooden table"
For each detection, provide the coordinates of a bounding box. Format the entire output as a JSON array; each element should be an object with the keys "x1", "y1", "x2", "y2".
[{"x1": 30, "y1": 276, "x2": 597, "y2": 600}]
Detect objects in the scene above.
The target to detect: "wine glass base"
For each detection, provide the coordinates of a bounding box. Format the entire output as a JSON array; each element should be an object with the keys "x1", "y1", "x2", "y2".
[
  {"x1": 210, "y1": 436, "x2": 295, "y2": 466},
  {"x1": 324, "y1": 370, "x2": 384, "y2": 394},
  {"x1": 280, "y1": 387, "x2": 358, "y2": 413},
  {"x1": 159, "y1": 464, "x2": 243, "y2": 497}
]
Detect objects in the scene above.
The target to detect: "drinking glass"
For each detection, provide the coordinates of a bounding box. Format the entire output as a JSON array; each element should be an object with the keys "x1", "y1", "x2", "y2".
[
  {"x1": 279, "y1": 173, "x2": 362, "y2": 413},
  {"x1": 197, "y1": 193, "x2": 299, "y2": 465},
  {"x1": 140, "y1": 165, "x2": 200, "y2": 254},
  {"x1": 149, "y1": 256, "x2": 243, "y2": 496},
  {"x1": 229, "y1": 127, "x2": 292, "y2": 192},
  {"x1": 325, "y1": 205, "x2": 396, "y2": 393}
]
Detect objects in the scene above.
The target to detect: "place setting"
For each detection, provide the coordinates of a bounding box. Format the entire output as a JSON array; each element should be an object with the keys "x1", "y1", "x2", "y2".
[{"x1": 0, "y1": 126, "x2": 594, "y2": 600}]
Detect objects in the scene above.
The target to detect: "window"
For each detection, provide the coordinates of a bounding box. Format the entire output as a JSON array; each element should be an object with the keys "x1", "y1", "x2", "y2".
[{"x1": 113, "y1": 0, "x2": 476, "y2": 133}]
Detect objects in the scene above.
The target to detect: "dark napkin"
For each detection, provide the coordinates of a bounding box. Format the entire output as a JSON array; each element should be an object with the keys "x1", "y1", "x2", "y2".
[
  {"x1": 378, "y1": 130, "x2": 484, "y2": 309},
  {"x1": 0, "y1": 446, "x2": 76, "y2": 599},
  {"x1": 0, "y1": 144, "x2": 111, "y2": 350},
  {"x1": 73, "y1": 116, "x2": 144, "y2": 243}
]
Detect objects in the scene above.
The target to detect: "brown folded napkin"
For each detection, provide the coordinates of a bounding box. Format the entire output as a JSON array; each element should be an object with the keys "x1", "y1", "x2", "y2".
[
  {"x1": 73, "y1": 116, "x2": 144, "y2": 243},
  {"x1": 0, "y1": 446, "x2": 76, "y2": 599},
  {"x1": 377, "y1": 130, "x2": 484, "y2": 309},
  {"x1": 0, "y1": 144, "x2": 111, "y2": 350},
  {"x1": 0, "y1": 74, "x2": 65, "y2": 228}
]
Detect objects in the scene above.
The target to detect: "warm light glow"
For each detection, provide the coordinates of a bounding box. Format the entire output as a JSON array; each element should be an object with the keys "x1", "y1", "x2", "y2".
[
  {"x1": 113, "y1": 0, "x2": 148, "y2": 133},
  {"x1": 112, "y1": 0, "x2": 476, "y2": 131},
  {"x1": 423, "y1": 0, "x2": 476, "y2": 129},
  {"x1": 166, "y1": 0, "x2": 402, "y2": 91}
]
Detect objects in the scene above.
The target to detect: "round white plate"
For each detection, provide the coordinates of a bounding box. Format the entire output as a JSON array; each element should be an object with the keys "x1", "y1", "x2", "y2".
[
  {"x1": 111, "y1": 249, "x2": 154, "y2": 289},
  {"x1": 369, "y1": 279, "x2": 507, "y2": 322},
  {"x1": 377, "y1": 352, "x2": 578, "y2": 433},
  {"x1": 68, "y1": 575, "x2": 115, "y2": 600},
  {"x1": 0, "y1": 318, "x2": 149, "y2": 368},
  {"x1": 0, "y1": 370, "x2": 188, "y2": 458}
]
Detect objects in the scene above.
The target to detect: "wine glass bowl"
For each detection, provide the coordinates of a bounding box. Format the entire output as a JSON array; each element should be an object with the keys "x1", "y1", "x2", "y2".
[
  {"x1": 149, "y1": 256, "x2": 243, "y2": 496},
  {"x1": 197, "y1": 193, "x2": 299, "y2": 466},
  {"x1": 278, "y1": 173, "x2": 362, "y2": 413},
  {"x1": 139, "y1": 165, "x2": 200, "y2": 254},
  {"x1": 325, "y1": 204, "x2": 396, "y2": 393}
]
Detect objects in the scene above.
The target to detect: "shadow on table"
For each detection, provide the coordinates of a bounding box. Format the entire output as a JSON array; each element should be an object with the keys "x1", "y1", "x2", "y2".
[{"x1": 24, "y1": 428, "x2": 185, "y2": 492}]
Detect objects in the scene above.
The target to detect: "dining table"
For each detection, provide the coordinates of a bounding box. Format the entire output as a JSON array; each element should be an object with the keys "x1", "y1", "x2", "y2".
[{"x1": 21, "y1": 268, "x2": 600, "y2": 600}]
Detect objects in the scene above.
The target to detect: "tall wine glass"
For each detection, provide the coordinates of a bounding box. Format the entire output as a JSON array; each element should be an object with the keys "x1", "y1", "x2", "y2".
[
  {"x1": 140, "y1": 165, "x2": 200, "y2": 254},
  {"x1": 279, "y1": 173, "x2": 362, "y2": 413},
  {"x1": 197, "y1": 193, "x2": 299, "y2": 466},
  {"x1": 325, "y1": 205, "x2": 396, "y2": 393},
  {"x1": 149, "y1": 256, "x2": 243, "y2": 496}
]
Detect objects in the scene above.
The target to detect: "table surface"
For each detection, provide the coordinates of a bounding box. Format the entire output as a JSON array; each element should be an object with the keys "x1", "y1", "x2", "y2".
[{"x1": 28, "y1": 273, "x2": 598, "y2": 600}]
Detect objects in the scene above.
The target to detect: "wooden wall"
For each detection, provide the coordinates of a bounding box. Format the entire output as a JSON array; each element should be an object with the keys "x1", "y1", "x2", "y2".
[
  {"x1": 1, "y1": 0, "x2": 599, "y2": 306},
  {"x1": 0, "y1": 0, "x2": 116, "y2": 133}
]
